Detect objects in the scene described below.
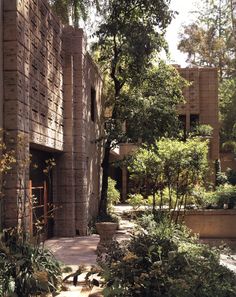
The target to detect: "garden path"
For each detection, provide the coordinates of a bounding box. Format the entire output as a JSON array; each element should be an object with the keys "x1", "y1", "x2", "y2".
[{"x1": 45, "y1": 205, "x2": 135, "y2": 296}]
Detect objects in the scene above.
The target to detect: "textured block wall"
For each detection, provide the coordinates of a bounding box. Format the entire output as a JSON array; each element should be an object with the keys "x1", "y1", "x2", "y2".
[
  {"x1": 178, "y1": 67, "x2": 219, "y2": 161},
  {"x1": 2, "y1": 0, "x2": 103, "y2": 235},
  {"x1": 3, "y1": 0, "x2": 65, "y2": 228},
  {"x1": 4, "y1": 0, "x2": 64, "y2": 151}
]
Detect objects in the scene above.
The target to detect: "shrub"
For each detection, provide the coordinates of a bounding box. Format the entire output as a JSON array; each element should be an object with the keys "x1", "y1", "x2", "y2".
[
  {"x1": 0, "y1": 230, "x2": 62, "y2": 297},
  {"x1": 213, "y1": 184, "x2": 236, "y2": 208},
  {"x1": 193, "y1": 124, "x2": 213, "y2": 137},
  {"x1": 107, "y1": 177, "x2": 120, "y2": 212},
  {"x1": 99, "y1": 215, "x2": 236, "y2": 297},
  {"x1": 190, "y1": 184, "x2": 236, "y2": 209},
  {"x1": 127, "y1": 193, "x2": 146, "y2": 210}
]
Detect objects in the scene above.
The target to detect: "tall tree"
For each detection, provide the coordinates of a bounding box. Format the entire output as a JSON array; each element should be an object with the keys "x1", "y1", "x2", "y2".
[
  {"x1": 92, "y1": 0, "x2": 186, "y2": 215},
  {"x1": 178, "y1": 0, "x2": 234, "y2": 81}
]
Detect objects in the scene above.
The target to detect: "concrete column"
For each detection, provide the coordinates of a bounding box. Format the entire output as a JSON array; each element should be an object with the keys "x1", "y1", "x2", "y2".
[
  {"x1": 73, "y1": 31, "x2": 88, "y2": 236},
  {"x1": 54, "y1": 46, "x2": 76, "y2": 236}
]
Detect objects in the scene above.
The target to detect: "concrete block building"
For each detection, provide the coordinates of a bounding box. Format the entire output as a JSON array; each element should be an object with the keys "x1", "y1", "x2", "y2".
[{"x1": 0, "y1": 0, "x2": 103, "y2": 237}]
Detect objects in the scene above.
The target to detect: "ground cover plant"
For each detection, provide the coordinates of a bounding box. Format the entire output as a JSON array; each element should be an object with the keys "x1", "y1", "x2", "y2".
[
  {"x1": 98, "y1": 214, "x2": 236, "y2": 297},
  {"x1": 0, "y1": 229, "x2": 62, "y2": 297}
]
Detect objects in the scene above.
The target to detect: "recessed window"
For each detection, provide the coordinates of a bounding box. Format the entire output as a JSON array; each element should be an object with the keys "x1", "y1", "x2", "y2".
[
  {"x1": 190, "y1": 114, "x2": 199, "y2": 131},
  {"x1": 91, "y1": 88, "x2": 96, "y2": 122}
]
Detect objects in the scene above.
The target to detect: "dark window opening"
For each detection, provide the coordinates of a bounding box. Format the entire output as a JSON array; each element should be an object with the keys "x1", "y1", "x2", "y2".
[
  {"x1": 91, "y1": 88, "x2": 96, "y2": 122},
  {"x1": 190, "y1": 114, "x2": 199, "y2": 132}
]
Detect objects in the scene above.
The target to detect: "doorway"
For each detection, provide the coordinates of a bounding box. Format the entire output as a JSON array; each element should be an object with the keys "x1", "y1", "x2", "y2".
[{"x1": 29, "y1": 148, "x2": 55, "y2": 239}]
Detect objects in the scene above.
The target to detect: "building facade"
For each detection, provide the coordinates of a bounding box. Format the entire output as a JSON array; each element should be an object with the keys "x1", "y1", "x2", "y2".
[{"x1": 0, "y1": 0, "x2": 103, "y2": 237}]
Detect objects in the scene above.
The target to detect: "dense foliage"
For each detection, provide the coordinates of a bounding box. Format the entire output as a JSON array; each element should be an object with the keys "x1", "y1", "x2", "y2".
[
  {"x1": 0, "y1": 230, "x2": 62, "y2": 297},
  {"x1": 99, "y1": 216, "x2": 236, "y2": 297},
  {"x1": 128, "y1": 138, "x2": 209, "y2": 215},
  {"x1": 192, "y1": 184, "x2": 236, "y2": 210},
  {"x1": 49, "y1": 0, "x2": 100, "y2": 26}
]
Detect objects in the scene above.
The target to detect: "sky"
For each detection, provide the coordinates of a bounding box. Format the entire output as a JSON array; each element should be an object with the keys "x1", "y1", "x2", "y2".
[{"x1": 166, "y1": 0, "x2": 198, "y2": 66}]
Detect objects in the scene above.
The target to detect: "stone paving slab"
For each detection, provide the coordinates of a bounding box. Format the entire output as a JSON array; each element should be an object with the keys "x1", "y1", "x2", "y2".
[
  {"x1": 45, "y1": 235, "x2": 99, "y2": 268},
  {"x1": 45, "y1": 235, "x2": 102, "y2": 296}
]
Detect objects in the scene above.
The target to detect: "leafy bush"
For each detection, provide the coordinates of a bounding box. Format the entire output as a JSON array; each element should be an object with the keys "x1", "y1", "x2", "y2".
[
  {"x1": 0, "y1": 230, "x2": 62, "y2": 297},
  {"x1": 213, "y1": 184, "x2": 236, "y2": 208},
  {"x1": 127, "y1": 193, "x2": 146, "y2": 210},
  {"x1": 99, "y1": 215, "x2": 236, "y2": 297},
  {"x1": 216, "y1": 171, "x2": 228, "y2": 186},
  {"x1": 190, "y1": 186, "x2": 216, "y2": 208},
  {"x1": 190, "y1": 184, "x2": 236, "y2": 209},
  {"x1": 193, "y1": 124, "x2": 213, "y2": 137},
  {"x1": 107, "y1": 177, "x2": 120, "y2": 212}
]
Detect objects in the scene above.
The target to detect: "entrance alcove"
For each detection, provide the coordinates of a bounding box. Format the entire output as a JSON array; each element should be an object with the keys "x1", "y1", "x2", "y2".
[{"x1": 29, "y1": 148, "x2": 56, "y2": 239}]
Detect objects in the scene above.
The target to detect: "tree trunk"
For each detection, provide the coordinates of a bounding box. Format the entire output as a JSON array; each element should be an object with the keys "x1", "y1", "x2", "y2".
[
  {"x1": 99, "y1": 140, "x2": 111, "y2": 216},
  {"x1": 152, "y1": 192, "x2": 156, "y2": 213}
]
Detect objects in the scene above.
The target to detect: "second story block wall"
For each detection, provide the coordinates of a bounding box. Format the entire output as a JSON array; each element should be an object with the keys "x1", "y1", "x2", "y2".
[
  {"x1": 178, "y1": 67, "x2": 219, "y2": 161},
  {"x1": 4, "y1": 0, "x2": 64, "y2": 151}
]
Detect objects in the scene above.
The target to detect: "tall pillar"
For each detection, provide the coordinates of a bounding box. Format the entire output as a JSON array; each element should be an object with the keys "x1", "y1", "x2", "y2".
[
  {"x1": 54, "y1": 34, "x2": 76, "y2": 237},
  {"x1": 0, "y1": 0, "x2": 2, "y2": 130},
  {"x1": 60, "y1": 27, "x2": 89, "y2": 236},
  {"x1": 72, "y1": 29, "x2": 89, "y2": 235}
]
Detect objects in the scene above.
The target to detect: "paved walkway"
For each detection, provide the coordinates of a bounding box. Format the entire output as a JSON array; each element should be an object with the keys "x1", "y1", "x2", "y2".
[
  {"x1": 45, "y1": 205, "x2": 236, "y2": 296},
  {"x1": 45, "y1": 205, "x2": 134, "y2": 296}
]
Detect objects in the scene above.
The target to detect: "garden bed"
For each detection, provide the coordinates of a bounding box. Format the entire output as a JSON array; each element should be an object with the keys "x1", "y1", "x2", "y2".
[{"x1": 183, "y1": 209, "x2": 236, "y2": 238}]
